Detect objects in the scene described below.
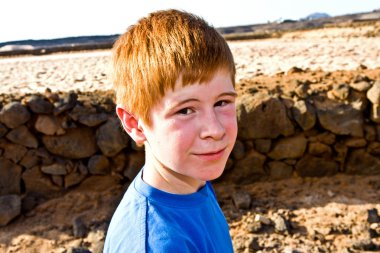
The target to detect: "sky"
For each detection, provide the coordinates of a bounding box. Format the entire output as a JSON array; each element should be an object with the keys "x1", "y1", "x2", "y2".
[{"x1": 1, "y1": 0, "x2": 379, "y2": 43}]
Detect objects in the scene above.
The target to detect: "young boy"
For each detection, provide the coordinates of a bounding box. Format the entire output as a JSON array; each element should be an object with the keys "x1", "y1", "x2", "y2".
[{"x1": 104, "y1": 9, "x2": 237, "y2": 252}]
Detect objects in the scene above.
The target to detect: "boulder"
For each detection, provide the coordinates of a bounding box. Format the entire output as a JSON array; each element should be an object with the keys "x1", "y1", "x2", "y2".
[
  {"x1": 346, "y1": 149, "x2": 380, "y2": 175},
  {"x1": 308, "y1": 142, "x2": 333, "y2": 157},
  {"x1": 41, "y1": 162, "x2": 68, "y2": 175},
  {"x1": 0, "y1": 123, "x2": 7, "y2": 138},
  {"x1": 232, "y1": 140, "x2": 245, "y2": 160},
  {"x1": 34, "y1": 115, "x2": 65, "y2": 135},
  {"x1": 370, "y1": 104, "x2": 380, "y2": 123},
  {"x1": 267, "y1": 161, "x2": 293, "y2": 180},
  {"x1": 331, "y1": 83, "x2": 350, "y2": 100},
  {"x1": 123, "y1": 152, "x2": 145, "y2": 181},
  {"x1": 78, "y1": 113, "x2": 108, "y2": 127},
  {"x1": 254, "y1": 139, "x2": 271, "y2": 154},
  {"x1": 268, "y1": 134, "x2": 307, "y2": 160},
  {"x1": 6, "y1": 125, "x2": 38, "y2": 148},
  {"x1": 0, "y1": 140, "x2": 27, "y2": 163},
  {"x1": 22, "y1": 166, "x2": 60, "y2": 197},
  {"x1": 367, "y1": 81, "x2": 380, "y2": 104},
  {"x1": 42, "y1": 127, "x2": 97, "y2": 159},
  {"x1": 0, "y1": 158, "x2": 22, "y2": 195},
  {"x1": 0, "y1": 195, "x2": 21, "y2": 227},
  {"x1": 295, "y1": 155, "x2": 339, "y2": 177},
  {"x1": 54, "y1": 92, "x2": 78, "y2": 115},
  {"x1": 19, "y1": 149, "x2": 40, "y2": 169},
  {"x1": 227, "y1": 149, "x2": 266, "y2": 183},
  {"x1": 350, "y1": 81, "x2": 372, "y2": 92},
  {"x1": 96, "y1": 118, "x2": 129, "y2": 157},
  {"x1": 291, "y1": 100, "x2": 316, "y2": 131},
  {"x1": 236, "y1": 93, "x2": 294, "y2": 139},
  {"x1": 314, "y1": 98, "x2": 363, "y2": 137},
  {"x1": 0, "y1": 102, "x2": 31, "y2": 128},
  {"x1": 25, "y1": 95, "x2": 54, "y2": 114},
  {"x1": 88, "y1": 155, "x2": 110, "y2": 175}
]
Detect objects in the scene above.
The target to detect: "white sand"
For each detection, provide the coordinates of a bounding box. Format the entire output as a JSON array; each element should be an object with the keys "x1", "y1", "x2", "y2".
[{"x1": 0, "y1": 35, "x2": 379, "y2": 94}]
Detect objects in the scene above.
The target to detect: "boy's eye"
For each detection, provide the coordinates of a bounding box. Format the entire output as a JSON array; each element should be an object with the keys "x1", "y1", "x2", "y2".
[
  {"x1": 215, "y1": 100, "x2": 230, "y2": 107},
  {"x1": 177, "y1": 108, "x2": 194, "y2": 115}
]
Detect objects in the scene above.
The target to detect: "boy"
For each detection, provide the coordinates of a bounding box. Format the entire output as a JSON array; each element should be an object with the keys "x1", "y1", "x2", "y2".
[{"x1": 104, "y1": 9, "x2": 237, "y2": 252}]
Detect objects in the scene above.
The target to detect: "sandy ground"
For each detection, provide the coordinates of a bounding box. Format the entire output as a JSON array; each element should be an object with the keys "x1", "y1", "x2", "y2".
[
  {"x1": 1, "y1": 27, "x2": 380, "y2": 94},
  {"x1": 0, "y1": 24, "x2": 380, "y2": 252}
]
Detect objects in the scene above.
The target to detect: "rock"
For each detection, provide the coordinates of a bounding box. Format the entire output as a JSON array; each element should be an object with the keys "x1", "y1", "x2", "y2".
[
  {"x1": 296, "y1": 155, "x2": 339, "y2": 177},
  {"x1": 346, "y1": 149, "x2": 380, "y2": 175},
  {"x1": 344, "y1": 137, "x2": 367, "y2": 147},
  {"x1": 72, "y1": 215, "x2": 87, "y2": 237},
  {"x1": 350, "y1": 81, "x2": 372, "y2": 92},
  {"x1": 309, "y1": 131, "x2": 336, "y2": 145},
  {"x1": 291, "y1": 100, "x2": 316, "y2": 130},
  {"x1": 232, "y1": 140, "x2": 245, "y2": 160},
  {"x1": 268, "y1": 134, "x2": 307, "y2": 160},
  {"x1": 308, "y1": 142, "x2": 332, "y2": 157},
  {"x1": 19, "y1": 149, "x2": 40, "y2": 169},
  {"x1": 368, "y1": 142, "x2": 380, "y2": 155},
  {"x1": 88, "y1": 155, "x2": 110, "y2": 175},
  {"x1": 123, "y1": 152, "x2": 145, "y2": 181},
  {"x1": 0, "y1": 158, "x2": 22, "y2": 195},
  {"x1": 370, "y1": 104, "x2": 380, "y2": 123},
  {"x1": 267, "y1": 161, "x2": 293, "y2": 180},
  {"x1": 352, "y1": 239, "x2": 377, "y2": 251},
  {"x1": 0, "y1": 140, "x2": 28, "y2": 163},
  {"x1": 42, "y1": 127, "x2": 97, "y2": 159},
  {"x1": 41, "y1": 162, "x2": 68, "y2": 175},
  {"x1": 34, "y1": 115, "x2": 64, "y2": 135},
  {"x1": 334, "y1": 143, "x2": 348, "y2": 170},
  {"x1": 331, "y1": 83, "x2": 350, "y2": 100},
  {"x1": 22, "y1": 166, "x2": 60, "y2": 197},
  {"x1": 0, "y1": 102, "x2": 31, "y2": 128},
  {"x1": 64, "y1": 163, "x2": 88, "y2": 189},
  {"x1": 111, "y1": 152, "x2": 128, "y2": 173},
  {"x1": 78, "y1": 113, "x2": 108, "y2": 127},
  {"x1": 0, "y1": 123, "x2": 8, "y2": 137},
  {"x1": 228, "y1": 149, "x2": 266, "y2": 183},
  {"x1": 54, "y1": 92, "x2": 78, "y2": 115},
  {"x1": 348, "y1": 90, "x2": 368, "y2": 111},
  {"x1": 236, "y1": 93, "x2": 294, "y2": 139},
  {"x1": 96, "y1": 118, "x2": 129, "y2": 157},
  {"x1": 6, "y1": 125, "x2": 38, "y2": 148},
  {"x1": 364, "y1": 124, "x2": 377, "y2": 141},
  {"x1": 314, "y1": 98, "x2": 363, "y2": 137},
  {"x1": 25, "y1": 95, "x2": 54, "y2": 114},
  {"x1": 66, "y1": 247, "x2": 92, "y2": 253},
  {"x1": 272, "y1": 214, "x2": 289, "y2": 234},
  {"x1": 367, "y1": 208, "x2": 380, "y2": 224},
  {"x1": 254, "y1": 139, "x2": 271, "y2": 154},
  {"x1": 0, "y1": 195, "x2": 21, "y2": 227},
  {"x1": 232, "y1": 191, "x2": 251, "y2": 209},
  {"x1": 295, "y1": 83, "x2": 309, "y2": 99},
  {"x1": 255, "y1": 214, "x2": 272, "y2": 225},
  {"x1": 366, "y1": 81, "x2": 380, "y2": 104}
]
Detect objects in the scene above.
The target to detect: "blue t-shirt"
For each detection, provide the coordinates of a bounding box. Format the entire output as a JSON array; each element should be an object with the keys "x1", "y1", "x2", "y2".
[{"x1": 103, "y1": 170, "x2": 233, "y2": 253}]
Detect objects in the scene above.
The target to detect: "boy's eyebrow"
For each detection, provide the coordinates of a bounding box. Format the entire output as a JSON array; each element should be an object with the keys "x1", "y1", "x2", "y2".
[{"x1": 170, "y1": 91, "x2": 238, "y2": 110}]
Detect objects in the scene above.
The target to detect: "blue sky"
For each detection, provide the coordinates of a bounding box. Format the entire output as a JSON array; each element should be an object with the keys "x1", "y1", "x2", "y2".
[{"x1": 1, "y1": 0, "x2": 379, "y2": 43}]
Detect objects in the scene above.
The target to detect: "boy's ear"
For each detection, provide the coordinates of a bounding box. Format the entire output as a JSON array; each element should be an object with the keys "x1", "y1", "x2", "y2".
[{"x1": 116, "y1": 105, "x2": 146, "y2": 146}]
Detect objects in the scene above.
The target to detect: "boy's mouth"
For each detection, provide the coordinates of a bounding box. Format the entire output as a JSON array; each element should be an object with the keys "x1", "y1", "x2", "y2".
[{"x1": 193, "y1": 148, "x2": 226, "y2": 161}]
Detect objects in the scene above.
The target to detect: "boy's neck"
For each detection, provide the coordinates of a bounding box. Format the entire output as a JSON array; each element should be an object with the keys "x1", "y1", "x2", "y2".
[{"x1": 142, "y1": 154, "x2": 206, "y2": 195}]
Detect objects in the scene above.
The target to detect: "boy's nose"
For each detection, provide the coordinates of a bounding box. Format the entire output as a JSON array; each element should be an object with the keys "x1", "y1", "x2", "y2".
[{"x1": 199, "y1": 111, "x2": 225, "y2": 140}]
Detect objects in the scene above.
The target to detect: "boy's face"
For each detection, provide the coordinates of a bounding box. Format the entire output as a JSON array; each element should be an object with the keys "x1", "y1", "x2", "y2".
[{"x1": 142, "y1": 70, "x2": 238, "y2": 184}]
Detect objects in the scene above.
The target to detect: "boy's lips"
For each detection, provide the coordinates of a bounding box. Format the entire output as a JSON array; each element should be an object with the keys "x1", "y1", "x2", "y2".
[{"x1": 193, "y1": 147, "x2": 227, "y2": 161}]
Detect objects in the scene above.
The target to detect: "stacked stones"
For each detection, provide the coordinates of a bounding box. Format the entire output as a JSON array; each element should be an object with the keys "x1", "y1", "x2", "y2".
[
  {"x1": 0, "y1": 91, "x2": 144, "y2": 226},
  {"x1": 0, "y1": 78, "x2": 380, "y2": 226},
  {"x1": 229, "y1": 78, "x2": 380, "y2": 183}
]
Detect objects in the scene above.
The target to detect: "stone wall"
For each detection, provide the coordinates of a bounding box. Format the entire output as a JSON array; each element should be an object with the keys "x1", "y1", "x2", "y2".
[{"x1": 1, "y1": 79, "x2": 380, "y2": 225}]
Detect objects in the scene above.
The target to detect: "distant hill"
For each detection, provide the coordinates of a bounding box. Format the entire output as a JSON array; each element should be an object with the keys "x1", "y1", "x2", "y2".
[
  {"x1": 302, "y1": 12, "x2": 331, "y2": 21},
  {"x1": 1, "y1": 8, "x2": 379, "y2": 57}
]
